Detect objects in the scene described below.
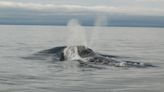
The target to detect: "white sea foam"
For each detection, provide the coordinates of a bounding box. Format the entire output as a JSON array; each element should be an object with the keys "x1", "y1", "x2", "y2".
[{"x1": 63, "y1": 46, "x2": 81, "y2": 60}]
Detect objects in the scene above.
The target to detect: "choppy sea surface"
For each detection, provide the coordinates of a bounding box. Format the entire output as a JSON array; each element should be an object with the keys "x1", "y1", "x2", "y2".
[{"x1": 0, "y1": 25, "x2": 164, "y2": 92}]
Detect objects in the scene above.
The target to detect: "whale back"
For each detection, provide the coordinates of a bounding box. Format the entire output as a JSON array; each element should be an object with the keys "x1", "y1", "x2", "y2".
[
  {"x1": 27, "y1": 45, "x2": 156, "y2": 68},
  {"x1": 77, "y1": 46, "x2": 95, "y2": 58}
]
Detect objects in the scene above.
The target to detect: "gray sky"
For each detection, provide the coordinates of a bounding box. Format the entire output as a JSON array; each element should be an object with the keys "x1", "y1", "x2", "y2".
[
  {"x1": 0, "y1": 0, "x2": 164, "y2": 27},
  {"x1": 0, "y1": 0, "x2": 164, "y2": 16}
]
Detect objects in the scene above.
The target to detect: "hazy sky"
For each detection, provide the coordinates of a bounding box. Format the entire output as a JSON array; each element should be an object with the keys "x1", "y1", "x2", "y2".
[
  {"x1": 0, "y1": 0, "x2": 164, "y2": 26},
  {"x1": 0, "y1": 0, "x2": 164, "y2": 16}
]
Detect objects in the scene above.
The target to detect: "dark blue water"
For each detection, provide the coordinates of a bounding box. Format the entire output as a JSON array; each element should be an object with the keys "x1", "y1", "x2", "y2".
[{"x1": 0, "y1": 25, "x2": 164, "y2": 92}]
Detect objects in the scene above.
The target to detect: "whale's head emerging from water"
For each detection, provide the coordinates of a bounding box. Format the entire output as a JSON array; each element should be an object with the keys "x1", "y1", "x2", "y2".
[
  {"x1": 62, "y1": 46, "x2": 95, "y2": 61},
  {"x1": 33, "y1": 45, "x2": 155, "y2": 68}
]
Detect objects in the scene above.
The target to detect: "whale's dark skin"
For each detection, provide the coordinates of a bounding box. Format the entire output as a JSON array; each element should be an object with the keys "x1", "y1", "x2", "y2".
[
  {"x1": 32, "y1": 46, "x2": 156, "y2": 68},
  {"x1": 38, "y1": 46, "x2": 66, "y2": 61}
]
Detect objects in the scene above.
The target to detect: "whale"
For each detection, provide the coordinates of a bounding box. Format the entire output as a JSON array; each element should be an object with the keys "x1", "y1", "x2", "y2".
[{"x1": 31, "y1": 45, "x2": 155, "y2": 68}]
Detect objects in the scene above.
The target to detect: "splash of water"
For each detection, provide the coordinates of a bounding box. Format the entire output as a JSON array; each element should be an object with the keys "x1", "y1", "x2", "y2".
[
  {"x1": 63, "y1": 46, "x2": 81, "y2": 60},
  {"x1": 89, "y1": 15, "x2": 108, "y2": 48},
  {"x1": 66, "y1": 19, "x2": 88, "y2": 47},
  {"x1": 62, "y1": 46, "x2": 84, "y2": 72}
]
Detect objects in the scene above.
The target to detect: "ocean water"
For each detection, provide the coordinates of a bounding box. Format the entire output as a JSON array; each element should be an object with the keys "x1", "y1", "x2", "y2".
[{"x1": 0, "y1": 25, "x2": 164, "y2": 92}]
